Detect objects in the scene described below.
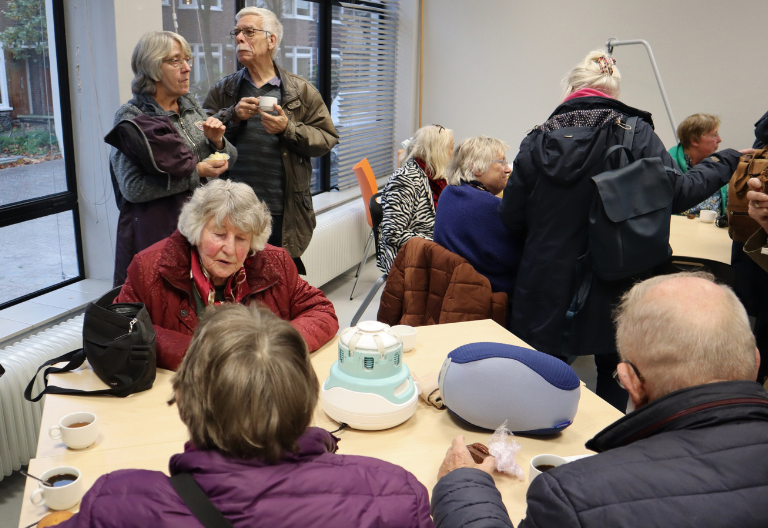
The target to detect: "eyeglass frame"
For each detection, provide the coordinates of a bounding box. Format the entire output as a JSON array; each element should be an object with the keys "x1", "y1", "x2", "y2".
[
  {"x1": 703, "y1": 130, "x2": 721, "y2": 140},
  {"x1": 162, "y1": 57, "x2": 193, "y2": 70},
  {"x1": 613, "y1": 359, "x2": 645, "y2": 390},
  {"x1": 230, "y1": 28, "x2": 270, "y2": 39},
  {"x1": 490, "y1": 158, "x2": 510, "y2": 167}
]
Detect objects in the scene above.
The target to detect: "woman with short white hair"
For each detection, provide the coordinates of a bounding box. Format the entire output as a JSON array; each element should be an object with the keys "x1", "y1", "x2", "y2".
[
  {"x1": 434, "y1": 136, "x2": 522, "y2": 304},
  {"x1": 498, "y1": 49, "x2": 746, "y2": 411},
  {"x1": 377, "y1": 124, "x2": 454, "y2": 273},
  {"x1": 108, "y1": 31, "x2": 238, "y2": 288},
  {"x1": 116, "y1": 179, "x2": 339, "y2": 371}
]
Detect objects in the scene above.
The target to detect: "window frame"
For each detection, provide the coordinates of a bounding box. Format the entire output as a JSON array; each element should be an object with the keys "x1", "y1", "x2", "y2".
[
  {"x1": 283, "y1": 0, "x2": 315, "y2": 20},
  {"x1": 0, "y1": 1, "x2": 84, "y2": 310},
  {"x1": 190, "y1": 42, "x2": 223, "y2": 84},
  {"x1": 178, "y1": 0, "x2": 224, "y2": 11}
]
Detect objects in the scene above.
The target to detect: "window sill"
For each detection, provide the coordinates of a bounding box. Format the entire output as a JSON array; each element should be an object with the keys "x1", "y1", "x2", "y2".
[
  {"x1": 312, "y1": 176, "x2": 388, "y2": 215},
  {"x1": 0, "y1": 279, "x2": 112, "y2": 346}
]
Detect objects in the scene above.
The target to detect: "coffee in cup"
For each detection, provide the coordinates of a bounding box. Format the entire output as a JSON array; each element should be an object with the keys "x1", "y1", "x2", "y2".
[
  {"x1": 49, "y1": 411, "x2": 98, "y2": 450},
  {"x1": 30, "y1": 466, "x2": 84, "y2": 511},
  {"x1": 529, "y1": 454, "x2": 568, "y2": 482}
]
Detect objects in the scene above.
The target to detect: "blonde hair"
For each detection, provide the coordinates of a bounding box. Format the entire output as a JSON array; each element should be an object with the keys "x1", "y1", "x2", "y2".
[
  {"x1": 131, "y1": 31, "x2": 192, "y2": 95},
  {"x1": 563, "y1": 50, "x2": 621, "y2": 100},
  {"x1": 236, "y1": 7, "x2": 283, "y2": 60},
  {"x1": 178, "y1": 179, "x2": 272, "y2": 255},
  {"x1": 615, "y1": 272, "x2": 756, "y2": 399},
  {"x1": 447, "y1": 135, "x2": 509, "y2": 186},
  {"x1": 404, "y1": 125, "x2": 454, "y2": 181},
  {"x1": 173, "y1": 304, "x2": 318, "y2": 462},
  {"x1": 677, "y1": 114, "x2": 721, "y2": 149}
]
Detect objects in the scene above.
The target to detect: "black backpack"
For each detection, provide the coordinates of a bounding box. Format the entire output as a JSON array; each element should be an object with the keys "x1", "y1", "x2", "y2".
[{"x1": 588, "y1": 116, "x2": 675, "y2": 281}]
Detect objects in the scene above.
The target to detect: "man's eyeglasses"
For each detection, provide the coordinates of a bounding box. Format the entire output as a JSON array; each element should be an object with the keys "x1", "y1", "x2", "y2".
[
  {"x1": 491, "y1": 158, "x2": 509, "y2": 167},
  {"x1": 163, "y1": 57, "x2": 192, "y2": 69},
  {"x1": 230, "y1": 28, "x2": 270, "y2": 39},
  {"x1": 613, "y1": 359, "x2": 645, "y2": 390},
  {"x1": 432, "y1": 124, "x2": 445, "y2": 133}
]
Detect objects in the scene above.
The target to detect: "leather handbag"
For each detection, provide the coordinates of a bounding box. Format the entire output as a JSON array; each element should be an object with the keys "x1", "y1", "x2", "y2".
[
  {"x1": 24, "y1": 286, "x2": 156, "y2": 401},
  {"x1": 588, "y1": 116, "x2": 675, "y2": 281},
  {"x1": 727, "y1": 147, "x2": 768, "y2": 242}
]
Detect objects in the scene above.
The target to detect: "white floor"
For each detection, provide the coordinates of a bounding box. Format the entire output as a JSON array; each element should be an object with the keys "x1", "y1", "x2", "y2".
[{"x1": 0, "y1": 258, "x2": 604, "y2": 527}]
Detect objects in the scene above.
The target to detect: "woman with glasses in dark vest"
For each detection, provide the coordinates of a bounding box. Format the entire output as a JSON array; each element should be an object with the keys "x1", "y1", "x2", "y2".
[{"x1": 108, "y1": 31, "x2": 237, "y2": 287}]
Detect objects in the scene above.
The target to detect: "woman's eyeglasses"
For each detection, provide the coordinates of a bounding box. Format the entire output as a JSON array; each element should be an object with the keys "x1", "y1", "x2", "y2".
[
  {"x1": 230, "y1": 28, "x2": 270, "y2": 39},
  {"x1": 163, "y1": 57, "x2": 193, "y2": 69},
  {"x1": 613, "y1": 359, "x2": 645, "y2": 389}
]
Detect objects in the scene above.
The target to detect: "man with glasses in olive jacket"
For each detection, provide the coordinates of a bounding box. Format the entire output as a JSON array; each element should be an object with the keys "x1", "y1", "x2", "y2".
[
  {"x1": 431, "y1": 273, "x2": 768, "y2": 528},
  {"x1": 204, "y1": 7, "x2": 337, "y2": 274}
]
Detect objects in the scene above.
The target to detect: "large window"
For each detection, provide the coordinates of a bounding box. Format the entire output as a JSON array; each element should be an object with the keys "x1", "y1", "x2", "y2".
[
  {"x1": 0, "y1": 0, "x2": 82, "y2": 308},
  {"x1": 162, "y1": 0, "x2": 398, "y2": 194}
]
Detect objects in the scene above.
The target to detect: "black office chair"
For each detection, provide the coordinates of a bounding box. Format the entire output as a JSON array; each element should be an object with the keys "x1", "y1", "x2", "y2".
[
  {"x1": 657, "y1": 255, "x2": 736, "y2": 289},
  {"x1": 351, "y1": 192, "x2": 387, "y2": 326}
]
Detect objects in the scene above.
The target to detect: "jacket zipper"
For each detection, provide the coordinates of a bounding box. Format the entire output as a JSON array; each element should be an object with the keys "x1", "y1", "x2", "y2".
[{"x1": 623, "y1": 397, "x2": 768, "y2": 445}]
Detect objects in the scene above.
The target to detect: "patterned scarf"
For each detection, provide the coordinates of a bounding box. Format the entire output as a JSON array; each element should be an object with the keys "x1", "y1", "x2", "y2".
[
  {"x1": 190, "y1": 247, "x2": 249, "y2": 306},
  {"x1": 414, "y1": 157, "x2": 447, "y2": 210}
]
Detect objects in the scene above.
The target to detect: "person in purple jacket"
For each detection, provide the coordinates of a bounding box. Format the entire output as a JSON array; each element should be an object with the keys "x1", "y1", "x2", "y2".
[{"x1": 53, "y1": 304, "x2": 434, "y2": 528}]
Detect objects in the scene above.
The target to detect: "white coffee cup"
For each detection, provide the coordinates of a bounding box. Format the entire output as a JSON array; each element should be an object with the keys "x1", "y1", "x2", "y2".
[
  {"x1": 49, "y1": 412, "x2": 98, "y2": 450},
  {"x1": 30, "y1": 466, "x2": 83, "y2": 511},
  {"x1": 390, "y1": 325, "x2": 417, "y2": 352},
  {"x1": 529, "y1": 454, "x2": 568, "y2": 482},
  {"x1": 259, "y1": 96, "x2": 278, "y2": 111},
  {"x1": 699, "y1": 210, "x2": 717, "y2": 223}
]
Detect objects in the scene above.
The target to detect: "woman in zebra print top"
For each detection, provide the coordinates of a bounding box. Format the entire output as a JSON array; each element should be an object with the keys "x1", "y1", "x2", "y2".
[{"x1": 377, "y1": 124, "x2": 454, "y2": 273}]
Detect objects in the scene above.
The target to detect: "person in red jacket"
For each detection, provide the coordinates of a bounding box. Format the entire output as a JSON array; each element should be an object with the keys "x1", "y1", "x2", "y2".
[{"x1": 117, "y1": 178, "x2": 338, "y2": 370}]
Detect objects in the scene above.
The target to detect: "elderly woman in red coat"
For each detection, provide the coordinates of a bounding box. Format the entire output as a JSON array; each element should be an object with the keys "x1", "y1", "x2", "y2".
[{"x1": 117, "y1": 178, "x2": 338, "y2": 370}]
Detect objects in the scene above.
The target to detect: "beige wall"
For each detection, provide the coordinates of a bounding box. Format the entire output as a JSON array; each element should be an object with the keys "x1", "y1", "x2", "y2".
[
  {"x1": 114, "y1": 0, "x2": 163, "y2": 104},
  {"x1": 418, "y1": 0, "x2": 766, "y2": 153}
]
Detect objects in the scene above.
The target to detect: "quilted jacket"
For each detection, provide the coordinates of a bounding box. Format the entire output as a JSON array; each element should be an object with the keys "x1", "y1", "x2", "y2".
[
  {"x1": 117, "y1": 230, "x2": 338, "y2": 370},
  {"x1": 377, "y1": 238, "x2": 507, "y2": 327}
]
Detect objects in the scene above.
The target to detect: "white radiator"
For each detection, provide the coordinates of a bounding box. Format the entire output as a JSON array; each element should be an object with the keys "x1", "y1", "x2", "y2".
[
  {"x1": 302, "y1": 199, "x2": 371, "y2": 288},
  {"x1": 0, "y1": 315, "x2": 84, "y2": 480}
]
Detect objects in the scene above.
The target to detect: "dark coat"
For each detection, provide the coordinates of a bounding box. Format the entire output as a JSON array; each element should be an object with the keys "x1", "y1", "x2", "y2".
[
  {"x1": 56, "y1": 427, "x2": 435, "y2": 528},
  {"x1": 116, "y1": 230, "x2": 338, "y2": 370},
  {"x1": 431, "y1": 381, "x2": 768, "y2": 528},
  {"x1": 753, "y1": 109, "x2": 768, "y2": 148},
  {"x1": 498, "y1": 96, "x2": 741, "y2": 357},
  {"x1": 203, "y1": 63, "x2": 338, "y2": 258}
]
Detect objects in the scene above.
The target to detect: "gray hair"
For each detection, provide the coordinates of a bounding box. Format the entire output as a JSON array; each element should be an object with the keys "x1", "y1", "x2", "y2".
[
  {"x1": 615, "y1": 272, "x2": 756, "y2": 399},
  {"x1": 563, "y1": 49, "x2": 621, "y2": 100},
  {"x1": 236, "y1": 7, "x2": 283, "y2": 60},
  {"x1": 131, "y1": 31, "x2": 192, "y2": 95},
  {"x1": 173, "y1": 304, "x2": 318, "y2": 463},
  {"x1": 404, "y1": 125, "x2": 454, "y2": 181},
  {"x1": 447, "y1": 135, "x2": 509, "y2": 186},
  {"x1": 178, "y1": 179, "x2": 272, "y2": 255}
]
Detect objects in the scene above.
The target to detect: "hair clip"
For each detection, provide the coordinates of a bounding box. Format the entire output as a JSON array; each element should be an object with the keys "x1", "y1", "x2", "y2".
[{"x1": 597, "y1": 56, "x2": 616, "y2": 75}]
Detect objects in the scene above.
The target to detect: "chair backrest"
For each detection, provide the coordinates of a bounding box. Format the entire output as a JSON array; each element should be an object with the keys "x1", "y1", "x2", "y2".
[
  {"x1": 370, "y1": 192, "x2": 383, "y2": 256},
  {"x1": 656, "y1": 255, "x2": 736, "y2": 289},
  {"x1": 353, "y1": 158, "x2": 378, "y2": 227}
]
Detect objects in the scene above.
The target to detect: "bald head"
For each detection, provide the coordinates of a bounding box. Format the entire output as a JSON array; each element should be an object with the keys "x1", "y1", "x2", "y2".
[{"x1": 615, "y1": 272, "x2": 756, "y2": 400}]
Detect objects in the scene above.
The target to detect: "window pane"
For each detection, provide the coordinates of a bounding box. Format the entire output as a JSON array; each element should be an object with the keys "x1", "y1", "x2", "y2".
[
  {"x1": 0, "y1": 211, "x2": 79, "y2": 305},
  {"x1": 0, "y1": 1, "x2": 67, "y2": 205},
  {"x1": 162, "y1": 2, "x2": 237, "y2": 103}
]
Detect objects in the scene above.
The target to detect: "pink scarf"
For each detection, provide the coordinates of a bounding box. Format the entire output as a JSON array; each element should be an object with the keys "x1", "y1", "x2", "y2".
[
  {"x1": 563, "y1": 88, "x2": 612, "y2": 102},
  {"x1": 190, "y1": 247, "x2": 248, "y2": 307}
]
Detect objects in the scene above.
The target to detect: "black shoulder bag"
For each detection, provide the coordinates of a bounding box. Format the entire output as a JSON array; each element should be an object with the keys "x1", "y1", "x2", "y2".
[
  {"x1": 171, "y1": 473, "x2": 235, "y2": 528},
  {"x1": 24, "y1": 286, "x2": 156, "y2": 401},
  {"x1": 588, "y1": 116, "x2": 675, "y2": 281}
]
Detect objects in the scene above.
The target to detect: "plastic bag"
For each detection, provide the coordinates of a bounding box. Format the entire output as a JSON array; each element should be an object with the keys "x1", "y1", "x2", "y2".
[{"x1": 487, "y1": 421, "x2": 525, "y2": 480}]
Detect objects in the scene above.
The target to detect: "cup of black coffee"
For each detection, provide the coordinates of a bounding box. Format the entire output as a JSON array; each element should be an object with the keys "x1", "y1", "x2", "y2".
[
  {"x1": 529, "y1": 454, "x2": 568, "y2": 482},
  {"x1": 30, "y1": 466, "x2": 83, "y2": 510}
]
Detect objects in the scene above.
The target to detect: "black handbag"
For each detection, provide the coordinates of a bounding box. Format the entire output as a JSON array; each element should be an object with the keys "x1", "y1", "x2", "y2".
[
  {"x1": 588, "y1": 116, "x2": 675, "y2": 281},
  {"x1": 24, "y1": 286, "x2": 156, "y2": 401}
]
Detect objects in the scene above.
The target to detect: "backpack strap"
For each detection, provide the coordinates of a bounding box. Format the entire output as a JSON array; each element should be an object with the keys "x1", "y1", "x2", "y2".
[{"x1": 170, "y1": 473, "x2": 235, "y2": 528}]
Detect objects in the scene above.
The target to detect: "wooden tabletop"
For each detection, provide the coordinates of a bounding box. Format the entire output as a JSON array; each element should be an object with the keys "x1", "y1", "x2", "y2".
[
  {"x1": 19, "y1": 319, "x2": 623, "y2": 527},
  {"x1": 669, "y1": 214, "x2": 732, "y2": 264}
]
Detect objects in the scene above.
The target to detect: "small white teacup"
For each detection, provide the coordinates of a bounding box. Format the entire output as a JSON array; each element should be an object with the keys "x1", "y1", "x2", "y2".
[
  {"x1": 259, "y1": 96, "x2": 278, "y2": 112},
  {"x1": 49, "y1": 412, "x2": 98, "y2": 450},
  {"x1": 699, "y1": 210, "x2": 717, "y2": 223},
  {"x1": 30, "y1": 466, "x2": 83, "y2": 511},
  {"x1": 391, "y1": 325, "x2": 417, "y2": 352},
  {"x1": 529, "y1": 454, "x2": 568, "y2": 482}
]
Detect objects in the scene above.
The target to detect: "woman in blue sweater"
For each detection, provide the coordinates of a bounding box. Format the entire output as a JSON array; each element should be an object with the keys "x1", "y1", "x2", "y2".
[{"x1": 434, "y1": 136, "x2": 523, "y2": 305}]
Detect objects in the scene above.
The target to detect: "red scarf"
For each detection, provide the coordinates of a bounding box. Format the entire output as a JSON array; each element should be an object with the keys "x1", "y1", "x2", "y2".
[
  {"x1": 190, "y1": 247, "x2": 249, "y2": 306},
  {"x1": 563, "y1": 87, "x2": 612, "y2": 102},
  {"x1": 414, "y1": 157, "x2": 446, "y2": 210}
]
